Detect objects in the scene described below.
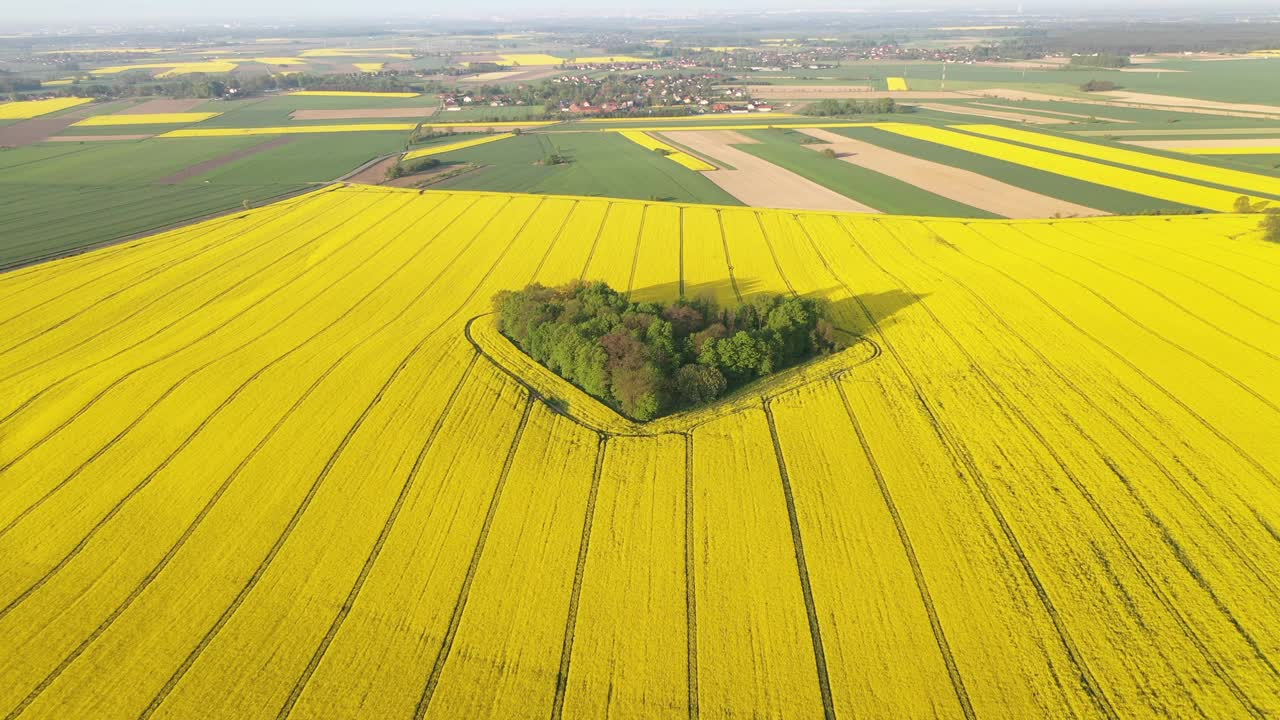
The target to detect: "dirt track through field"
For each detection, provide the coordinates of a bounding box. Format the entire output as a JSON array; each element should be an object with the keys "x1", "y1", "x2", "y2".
[
  {"x1": 154, "y1": 136, "x2": 294, "y2": 184},
  {"x1": 659, "y1": 130, "x2": 879, "y2": 213},
  {"x1": 116, "y1": 99, "x2": 206, "y2": 114},
  {"x1": 291, "y1": 108, "x2": 437, "y2": 120},
  {"x1": 797, "y1": 127, "x2": 1104, "y2": 218}
]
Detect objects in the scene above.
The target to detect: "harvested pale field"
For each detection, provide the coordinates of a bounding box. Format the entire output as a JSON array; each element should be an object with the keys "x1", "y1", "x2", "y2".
[
  {"x1": 289, "y1": 108, "x2": 436, "y2": 120},
  {"x1": 797, "y1": 127, "x2": 1102, "y2": 218},
  {"x1": 154, "y1": 136, "x2": 294, "y2": 184},
  {"x1": 1117, "y1": 67, "x2": 1188, "y2": 73},
  {"x1": 115, "y1": 99, "x2": 206, "y2": 115},
  {"x1": 1099, "y1": 91, "x2": 1280, "y2": 115},
  {"x1": 1, "y1": 185, "x2": 1278, "y2": 719},
  {"x1": 45, "y1": 134, "x2": 154, "y2": 142},
  {"x1": 1125, "y1": 138, "x2": 1280, "y2": 150},
  {"x1": 1075, "y1": 127, "x2": 1280, "y2": 137},
  {"x1": 966, "y1": 102, "x2": 1135, "y2": 123},
  {"x1": 960, "y1": 89, "x2": 1280, "y2": 121},
  {"x1": 73, "y1": 113, "x2": 221, "y2": 127},
  {"x1": 660, "y1": 130, "x2": 878, "y2": 212},
  {"x1": 915, "y1": 102, "x2": 1066, "y2": 125}
]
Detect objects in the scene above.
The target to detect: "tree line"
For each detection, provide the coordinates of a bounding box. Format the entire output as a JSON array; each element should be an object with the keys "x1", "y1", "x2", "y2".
[{"x1": 494, "y1": 282, "x2": 843, "y2": 421}]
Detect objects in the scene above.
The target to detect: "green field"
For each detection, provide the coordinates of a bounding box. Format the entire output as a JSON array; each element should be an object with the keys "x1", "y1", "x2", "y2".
[
  {"x1": 190, "y1": 94, "x2": 439, "y2": 128},
  {"x1": 177, "y1": 133, "x2": 407, "y2": 185},
  {"x1": 428, "y1": 131, "x2": 741, "y2": 204},
  {"x1": 746, "y1": 58, "x2": 1280, "y2": 104},
  {"x1": 0, "y1": 138, "x2": 305, "y2": 269},
  {"x1": 735, "y1": 128, "x2": 999, "y2": 217}
]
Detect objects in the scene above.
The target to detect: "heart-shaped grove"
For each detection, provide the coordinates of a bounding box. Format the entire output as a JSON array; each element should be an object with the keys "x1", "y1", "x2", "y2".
[{"x1": 468, "y1": 282, "x2": 879, "y2": 436}]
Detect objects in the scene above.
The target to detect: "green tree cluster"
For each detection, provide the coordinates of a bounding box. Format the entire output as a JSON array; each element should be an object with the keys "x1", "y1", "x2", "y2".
[
  {"x1": 494, "y1": 282, "x2": 842, "y2": 421},
  {"x1": 800, "y1": 98, "x2": 909, "y2": 117}
]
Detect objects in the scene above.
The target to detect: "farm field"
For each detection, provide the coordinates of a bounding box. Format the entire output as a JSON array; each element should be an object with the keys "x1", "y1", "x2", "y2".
[
  {"x1": 425, "y1": 132, "x2": 740, "y2": 204},
  {"x1": 0, "y1": 134, "x2": 394, "y2": 268},
  {"x1": 0, "y1": 184, "x2": 1277, "y2": 718}
]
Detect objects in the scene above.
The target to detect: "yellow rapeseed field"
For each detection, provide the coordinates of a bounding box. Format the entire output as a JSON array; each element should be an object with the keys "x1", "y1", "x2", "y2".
[
  {"x1": 91, "y1": 62, "x2": 239, "y2": 76},
  {"x1": 402, "y1": 133, "x2": 515, "y2": 161},
  {"x1": 72, "y1": 112, "x2": 221, "y2": 126},
  {"x1": 0, "y1": 97, "x2": 91, "y2": 120},
  {"x1": 886, "y1": 76, "x2": 909, "y2": 91},
  {"x1": 498, "y1": 53, "x2": 567, "y2": 65},
  {"x1": 618, "y1": 130, "x2": 718, "y2": 171},
  {"x1": 876, "y1": 122, "x2": 1274, "y2": 211},
  {"x1": 352, "y1": 62, "x2": 385, "y2": 72},
  {"x1": 959, "y1": 124, "x2": 1280, "y2": 198},
  {"x1": 0, "y1": 184, "x2": 1278, "y2": 719}
]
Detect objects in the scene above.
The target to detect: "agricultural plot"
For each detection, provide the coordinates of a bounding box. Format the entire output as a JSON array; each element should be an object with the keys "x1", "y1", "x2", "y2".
[
  {"x1": 402, "y1": 133, "x2": 514, "y2": 161},
  {"x1": 0, "y1": 98, "x2": 92, "y2": 120},
  {"x1": 0, "y1": 138, "x2": 308, "y2": 268},
  {"x1": 0, "y1": 184, "x2": 1277, "y2": 719},
  {"x1": 427, "y1": 132, "x2": 739, "y2": 204}
]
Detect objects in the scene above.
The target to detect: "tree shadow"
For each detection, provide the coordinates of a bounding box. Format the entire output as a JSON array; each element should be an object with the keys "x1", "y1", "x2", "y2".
[{"x1": 624, "y1": 277, "x2": 926, "y2": 335}]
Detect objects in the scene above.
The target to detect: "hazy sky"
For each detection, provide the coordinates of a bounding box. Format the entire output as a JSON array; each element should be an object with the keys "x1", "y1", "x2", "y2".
[{"x1": 3, "y1": 0, "x2": 1275, "y2": 24}]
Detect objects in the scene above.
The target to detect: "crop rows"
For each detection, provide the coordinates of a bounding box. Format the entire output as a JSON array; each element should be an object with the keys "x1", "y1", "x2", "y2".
[{"x1": 0, "y1": 185, "x2": 1277, "y2": 718}]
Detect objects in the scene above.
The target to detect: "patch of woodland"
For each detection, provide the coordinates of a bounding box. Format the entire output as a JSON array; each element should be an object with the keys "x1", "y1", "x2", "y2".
[
  {"x1": 494, "y1": 281, "x2": 845, "y2": 421},
  {"x1": 799, "y1": 98, "x2": 913, "y2": 117}
]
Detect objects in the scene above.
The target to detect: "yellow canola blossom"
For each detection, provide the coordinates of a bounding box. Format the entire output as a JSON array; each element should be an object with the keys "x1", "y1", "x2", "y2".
[
  {"x1": 2, "y1": 184, "x2": 1280, "y2": 720},
  {"x1": 353, "y1": 62, "x2": 385, "y2": 72},
  {"x1": 91, "y1": 62, "x2": 238, "y2": 76},
  {"x1": 159, "y1": 123, "x2": 417, "y2": 137},
  {"x1": 959, "y1": 124, "x2": 1280, "y2": 199},
  {"x1": 887, "y1": 76, "x2": 909, "y2": 91},
  {"x1": 877, "y1": 122, "x2": 1273, "y2": 211},
  {"x1": 289, "y1": 90, "x2": 420, "y2": 98},
  {"x1": 72, "y1": 112, "x2": 221, "y2": 127},
  {"x1": 402, "y1": 132, "x2": 515, "y2": 160},
  {"x1": 250, "y1": 57, "x2": 309, "y2": 65},
  {"x1": 498, "y1": 53, "x2": 566, "y2": 65},
  {"x1": 618, "y1": 130, "x2": 717, "y2": 171},
  {"x1": 42, "y1": 78, "x2": 77, "y2": 86},
  {"x1": 0, "y1": 97, "x2": 91, "y2": 119}
]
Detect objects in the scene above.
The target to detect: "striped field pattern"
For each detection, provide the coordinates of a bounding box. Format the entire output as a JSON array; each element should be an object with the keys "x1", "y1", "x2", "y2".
[{"x1": 0, "y1": 184, "x2": 1278, "y2": 718}]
